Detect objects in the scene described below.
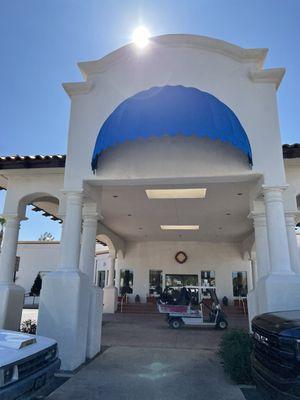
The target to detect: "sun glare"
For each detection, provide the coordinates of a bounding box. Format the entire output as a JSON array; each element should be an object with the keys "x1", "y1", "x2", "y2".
[{"x1": 132, "y1": 26, "x2": 150, "y2": 49}]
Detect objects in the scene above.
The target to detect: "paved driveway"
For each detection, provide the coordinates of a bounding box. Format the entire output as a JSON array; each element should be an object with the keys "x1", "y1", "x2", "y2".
[
  {"x1": 48, "y1": 346, "x2": 245, "y2": 400},
  {"x1": 48, "y1": 313, "x2": 246, "y2": 400},
  {"x1": 101, "y1": 313, "x2": 241, "y2": 350}
]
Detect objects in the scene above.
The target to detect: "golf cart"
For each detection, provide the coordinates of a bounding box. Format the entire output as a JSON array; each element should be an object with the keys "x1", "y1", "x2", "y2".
[{"x1": 158, "y1": 286, "x2": 228, "y2": 330}]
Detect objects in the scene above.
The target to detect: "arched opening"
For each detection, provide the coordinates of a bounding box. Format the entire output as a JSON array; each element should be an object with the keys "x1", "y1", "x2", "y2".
[
  {"x1": 94, "y1": 234, "x2": 113, "y2": 290},
  {"x1": 16, "y1": 192, "x2": 62, "y2": 328}
]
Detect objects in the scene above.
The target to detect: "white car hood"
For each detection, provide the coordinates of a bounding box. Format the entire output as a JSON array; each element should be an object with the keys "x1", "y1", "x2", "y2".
[{"x1": 0, "y1": 329, "x2": 57, "y2": 367}]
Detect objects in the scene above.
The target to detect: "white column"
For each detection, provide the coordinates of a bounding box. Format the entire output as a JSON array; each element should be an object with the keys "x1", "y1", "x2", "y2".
[
  {"x1": 79, "y1": 205, "x2": 103, "y2": 359},
  {"x1": 285, "y1": 212, "x2": 300, "y2": 274},
  {"x1": 79, "y1": 214, "x2": 98, "y2": 283},
  {"x1": 251, "y1": 213, "x2": 270, "y2": 279},
  {"x1": 249, "y1": 259, "x2": 257, "y2": 290},
  {"x1": 57, "y1": 214, "x2": 65, "y2": 253},
  {"x1": 0, "y1": 216, "x2": 20, "y2": 283},
  {"x1": 38, "y1": 191, "x2": 90, "y2": 371},
  {"x1": 115, "y1": 257, "x2": 120, "y2": 293},
  {"x1": 250, "y1": 189, "x2": 300, "y2": 316},
  {"x1": 263, "y1": 186, "x2": 292, "y2": 274},
  {"x1": 59, "y1": 192, "x2": 83, "y2": 271},
  {"x1": 108, "y1": 256, "x2": 115, "y2": 287},
  {"x1": 0, "y1": 215, "x2": 25, "y2": 330}
]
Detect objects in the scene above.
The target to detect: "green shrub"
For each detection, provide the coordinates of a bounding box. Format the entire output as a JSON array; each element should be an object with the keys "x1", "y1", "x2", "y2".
[{"x1": 219, "y1": 329, "x2": 253, "y2": 384}]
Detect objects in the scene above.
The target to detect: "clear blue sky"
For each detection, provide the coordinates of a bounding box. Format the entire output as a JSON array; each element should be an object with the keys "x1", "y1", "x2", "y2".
[{"x1": 1, "y1": 0, "x2": 300, "y2": 240}]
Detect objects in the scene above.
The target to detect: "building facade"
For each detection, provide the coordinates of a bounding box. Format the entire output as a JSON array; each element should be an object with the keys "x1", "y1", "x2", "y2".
[{"x1": 1, "y1": 34, "x2": 300, "y2": 370}]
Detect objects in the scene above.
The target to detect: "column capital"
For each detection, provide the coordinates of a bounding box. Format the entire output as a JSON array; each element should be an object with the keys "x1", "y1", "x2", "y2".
[
  {"x1": 62, "y1": 190, "x2": 83, "y2": 202},
  {"x1": 82, "y1": 201, "x2": 103, "y2": 221},
  {"x1": 82, "y1": 201, "x2": 99, "y2": 231},
  {"x1": 248, "y1": 212, "x2": 267, "y2": 227},
  {"x1": 82, "y1": 215, "x2": 98, "y2": 229},
  {"x1": 262, "y1": 185, "x2": 289, "y2": 194},
  {"x1": 1, "y1": 214, "x2": 23, "y2": 223},
  {"x1": 262, "y1": 185, "x2": 288, "y2": 204}
]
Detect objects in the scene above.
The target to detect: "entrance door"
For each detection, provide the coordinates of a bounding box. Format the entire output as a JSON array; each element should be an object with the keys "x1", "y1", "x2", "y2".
[{"x1": 165, "y1": 274, "x2": 198, "y2": 287}]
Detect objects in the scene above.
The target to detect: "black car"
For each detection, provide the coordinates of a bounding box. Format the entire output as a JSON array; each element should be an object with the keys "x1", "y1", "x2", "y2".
[{"x1": 252, "y1": 311, "x2": 300, "y2": 399}]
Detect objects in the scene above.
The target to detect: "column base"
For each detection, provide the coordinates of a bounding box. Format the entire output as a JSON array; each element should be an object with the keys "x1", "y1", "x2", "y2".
[
  {"x1": 103, "y1": 286, "x2": 118, "y2": 313},
  {"x1": 0, "y1": 283, "x2": 24, "y2": 330},
  {"x1": 256, "y1": 273, "x2": 300, "y2": 315},
  {"x1": 86, "y1": 287, "x2": 103, "y2": 359},
  {"x1": 37, "y1": 271, "x2": 90, "y2": 371}
]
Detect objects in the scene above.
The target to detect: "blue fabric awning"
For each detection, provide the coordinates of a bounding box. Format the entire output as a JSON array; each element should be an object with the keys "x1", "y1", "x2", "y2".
[{"x1": 91, "y1": 85, "x2": 252, "y2": 170}]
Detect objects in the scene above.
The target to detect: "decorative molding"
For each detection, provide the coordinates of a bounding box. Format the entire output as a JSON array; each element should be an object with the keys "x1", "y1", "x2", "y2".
[
  {"x1": 262, "y1": 184, "x2": 289, "y2": 193},
  {"x1": 77, "y1": 35, "x2": 269, "y2": 79},
  {"x1": 62, "y1": 81, "x2": 94, "y2": 97},
  {"x1": 249, "y1": 68, "x2": 285, "y2": 89}
]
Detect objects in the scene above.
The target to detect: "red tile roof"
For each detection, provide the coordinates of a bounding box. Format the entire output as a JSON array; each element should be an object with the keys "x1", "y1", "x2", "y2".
[{"x1": 0, "y1": 144, "x2": 299, "y2": 170}]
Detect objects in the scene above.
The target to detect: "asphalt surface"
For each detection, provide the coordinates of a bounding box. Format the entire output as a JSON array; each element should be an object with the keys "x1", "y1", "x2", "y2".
[
  {"x1": 46, "y1": 313, "x2": 247, "y2": 400},
  {"x1": 48, "y1": 346, "x2": 245, "y2": 400}
]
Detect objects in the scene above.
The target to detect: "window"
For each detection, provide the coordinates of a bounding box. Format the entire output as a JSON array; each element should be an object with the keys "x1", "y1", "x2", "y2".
[
  {"x1": 149, "y1": 270, "x2": 163, "y2": 295},
  {"x1": 232, "y1": 271, "x2": 248, "y2": 297},
  {"x1": 120, "y1": 269, "x2": 133, "y2": 295},
  {"x1": 165, "y1": 274, "x2": 198, "y2": 287},
  {"x1": 201, "y1": 270, "x2": 215, "y2": 287},
  {"x1": 97, "y1": 271, "x2": 106, "y2": 288}
]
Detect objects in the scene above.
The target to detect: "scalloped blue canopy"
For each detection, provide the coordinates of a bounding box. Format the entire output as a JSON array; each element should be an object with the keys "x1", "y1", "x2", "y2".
[{"x1": 91, "y1": 85, "x2": 252, "y2": 170}]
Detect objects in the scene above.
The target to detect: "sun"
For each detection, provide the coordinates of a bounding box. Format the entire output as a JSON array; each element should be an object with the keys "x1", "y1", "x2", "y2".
[{"x1": 132, "y1": 26, "x2": 150, "y2": 49}]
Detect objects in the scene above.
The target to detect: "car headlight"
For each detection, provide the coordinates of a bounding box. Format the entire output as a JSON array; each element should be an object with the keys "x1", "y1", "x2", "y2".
[
  {"x1": 295, "y1": 339, "x2": 300, "y2": 357},
  {"x1": 0, "y1": 365, "x2": 18, "y2": 387},
  {"x1": 45, "y1": 345, "x2": 58, "y2": 362}
]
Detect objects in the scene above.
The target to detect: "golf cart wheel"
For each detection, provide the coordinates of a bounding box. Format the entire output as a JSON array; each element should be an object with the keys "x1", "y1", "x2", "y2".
[
  {"x1": 216, "y1": 319, "x2": 228, "y2": 330},
  {"x1": 169, "y1": 318, "x2": 182, "y2": 329}
]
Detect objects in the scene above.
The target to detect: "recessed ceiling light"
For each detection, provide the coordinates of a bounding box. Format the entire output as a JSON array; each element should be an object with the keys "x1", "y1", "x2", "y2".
[
  {"x1": 127, "y1": 214, "x2": 132, "y2": 217},
  {"x1": 113, "y1": 195, "x2": 119, "y2": 198},
  {"x1": 138, "y1": 227, "x2": 143, "y2": 230},
  {"x1": 226, "y1": 213, "x2": 231, "y2": 216},
  {"x1": 146, "y1": 188, "x2": 206, "y2": 199},
  {"x1": 237, "y1": 193, "x2": 243, "y2": 196},
  {"x1": 160, "y1": 225, "x2": 199, "y2": 230},
  {"x1": 218, "y1": 227, "x2": 223, "y2": 230}
]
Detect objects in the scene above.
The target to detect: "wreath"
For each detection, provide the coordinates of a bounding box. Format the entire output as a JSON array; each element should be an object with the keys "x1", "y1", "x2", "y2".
[{"x1": 175, "y1": 251, "x2": 188, "y2": 264}]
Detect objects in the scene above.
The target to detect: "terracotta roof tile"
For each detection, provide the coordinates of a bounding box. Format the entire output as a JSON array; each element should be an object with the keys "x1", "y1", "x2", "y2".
[{"x1": 0, "y1": 144, "x2": 299, "y2": 170}]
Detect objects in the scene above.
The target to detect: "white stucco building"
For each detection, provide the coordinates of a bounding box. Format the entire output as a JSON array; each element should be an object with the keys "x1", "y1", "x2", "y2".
[{"x1": 1, "y1": 34, "x2": 300, "y2": 371}]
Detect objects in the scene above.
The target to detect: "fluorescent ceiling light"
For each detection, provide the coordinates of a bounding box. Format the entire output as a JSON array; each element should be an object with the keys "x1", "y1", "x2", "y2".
[
  {"x1": 146, "y1": 188, "x2": 207, "y2": 199},
  {"x1": 160, "y1": 225, "x2": 199, "y2": 230}
]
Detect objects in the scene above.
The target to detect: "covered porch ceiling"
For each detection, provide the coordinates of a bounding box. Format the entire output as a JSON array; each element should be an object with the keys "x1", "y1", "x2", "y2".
[{"x1": 100, "y1": 181, "x2": 255, "y2": 243}]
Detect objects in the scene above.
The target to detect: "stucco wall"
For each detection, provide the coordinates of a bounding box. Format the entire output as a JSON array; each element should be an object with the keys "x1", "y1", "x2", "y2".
[
  {"x1": 16, "y1": 242, "x2": 60, "y2": 292},
  {"x1": 64, "y1": 36, "x2": 286, "y2": 190},
  {"x1": 115, "y1": 241, "x2": 252, "y2": 303}
]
